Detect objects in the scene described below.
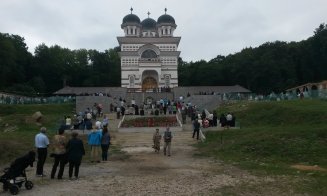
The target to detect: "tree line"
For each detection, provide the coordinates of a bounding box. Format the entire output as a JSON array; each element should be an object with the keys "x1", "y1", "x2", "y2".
[
  {"x1": 0, "y1": 36, "x2": 121, "y2": 96},
  {"x1": 0, "y1": 23, "x2": 326, "y2": 95},
  {"x1": 179, "y1": 24, "x2": 327, "y2": 94}
]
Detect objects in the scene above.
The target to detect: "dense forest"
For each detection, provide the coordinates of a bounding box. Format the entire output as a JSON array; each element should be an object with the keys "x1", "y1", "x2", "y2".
[
  {"x1": 0, "y1": 24, "x2": 326, "y2": 95},
  {"x1": 179, "y1": 23, "x2": 327, "y2": 93}
]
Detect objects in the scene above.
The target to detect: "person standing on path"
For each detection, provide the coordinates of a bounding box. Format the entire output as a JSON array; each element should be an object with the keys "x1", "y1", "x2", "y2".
[
  {"x1": 152, "y1": 128, "x2": 162, "y2": 153},
  {"x1": 192, "y1": 118, "x2": 200, "y2": 140},
  {"x1": 88, "y1": 121, "x2": 102, "y2": 163},
  {"x1": 50, "y1": 127, "x2": 67, "y2": 179},
  {"x1": 66, "y1": 132, "x2": 85, "y2": 180},
  {"x1": 101, "y1": 126, "x2": 111, "y2": 161},
  {"x1": 35, "y1": 127, "x2": 49, "y2": 177},
  {"x1": 163, "y1": 126, "x2": 173, "y2": 156}
]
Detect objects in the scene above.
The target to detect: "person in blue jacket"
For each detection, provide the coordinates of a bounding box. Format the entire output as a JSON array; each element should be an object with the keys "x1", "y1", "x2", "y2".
[{"x1": 88, "y1": 121, "x2": 102, "y2": 163}]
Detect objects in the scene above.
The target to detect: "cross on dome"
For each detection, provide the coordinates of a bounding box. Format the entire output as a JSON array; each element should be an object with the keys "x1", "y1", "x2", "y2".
[
  {"x1": 164, "y1": 8, "x2": 167, "y2": 14},
  {"x1": 147, "y1": 11, "x2": 151, "y2": 18},
  {"x1": 130, "y1": 7, "x2": 133, "y2": 14}
]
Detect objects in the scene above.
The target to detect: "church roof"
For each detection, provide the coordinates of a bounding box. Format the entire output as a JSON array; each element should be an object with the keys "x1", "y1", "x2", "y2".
[
  {"x1": 141, "y1": 18, "x2": 157, "y2": 29},
  {"x1": 157, "y1": 14, "x2": 175, "y2": 24},
  {"x1": 122, "y1": 14, "x2": 141, "y2": 24}
]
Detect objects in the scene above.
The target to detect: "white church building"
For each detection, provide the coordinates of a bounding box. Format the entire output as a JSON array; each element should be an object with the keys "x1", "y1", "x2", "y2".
[{"x1": 117, "y1": 8, "x2": 180, "y2": 91}]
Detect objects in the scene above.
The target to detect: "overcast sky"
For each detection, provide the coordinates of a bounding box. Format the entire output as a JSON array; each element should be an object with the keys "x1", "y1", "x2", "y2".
[{"x1": 1, "y1": 0, "x2": 326, "y2": 61}]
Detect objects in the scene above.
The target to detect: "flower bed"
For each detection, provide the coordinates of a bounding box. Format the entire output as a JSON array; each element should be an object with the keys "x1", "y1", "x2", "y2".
[{"x1": 121, "y1": 116, "x2": 178, "y2": 128}]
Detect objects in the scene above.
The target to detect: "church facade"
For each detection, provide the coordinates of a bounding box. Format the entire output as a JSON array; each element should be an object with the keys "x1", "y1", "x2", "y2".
[{"x1": 117, "y1": 8, "x2": 180, "y2": 91}]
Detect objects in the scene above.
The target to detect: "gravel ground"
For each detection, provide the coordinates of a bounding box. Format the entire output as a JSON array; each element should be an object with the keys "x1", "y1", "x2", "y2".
[{"x1": 1, "y1": 133, "x2": 302, "y2": 196}]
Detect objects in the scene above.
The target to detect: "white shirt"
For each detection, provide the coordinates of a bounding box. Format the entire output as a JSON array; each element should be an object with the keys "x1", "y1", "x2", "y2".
[
  {"x1": 35, "y1": 132, "x2": 49, "y2": 148},
  {"x1": 226, "y1": 114, "x2": 233, "y2": 121}
]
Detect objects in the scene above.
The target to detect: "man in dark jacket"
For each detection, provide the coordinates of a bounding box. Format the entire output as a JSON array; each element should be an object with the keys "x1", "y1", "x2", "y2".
[{"x1": 66, "y1": 132, "x2": 85, "y2": 180}]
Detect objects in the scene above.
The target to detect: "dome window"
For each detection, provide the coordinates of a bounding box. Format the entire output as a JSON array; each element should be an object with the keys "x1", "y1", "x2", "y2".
[{"x1": 141, "y1": 49, "x2": 157, "y2": 59}]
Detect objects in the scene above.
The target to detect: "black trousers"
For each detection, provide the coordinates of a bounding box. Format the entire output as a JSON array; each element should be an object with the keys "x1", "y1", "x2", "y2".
[
  {"x1": 51, "y1": 154, "x2": 67, "y2": 179},
  {"x1": 192, "y1": 129, "x2": 200, "y2": 140},
  {"x1": 36, "y1": 148, "x2": 47, "y2": 175},
  {"x1": 69, "y1": 160, "x2": 81, "y2": 178},
  {"x1": 101, "y1": 144, "x2": 109, "y2": 161}
]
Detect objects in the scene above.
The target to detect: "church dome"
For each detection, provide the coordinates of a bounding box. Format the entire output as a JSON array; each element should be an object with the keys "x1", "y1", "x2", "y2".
[
  {"x1": 122, "y1": 14, "x2": 141, "y2": 24},
  {"x1": 141, "y1": 18, "x2": 157, "y2": 29},
  {"x1": 157, "y1": 14, "x2": 175, "y2": 24}
]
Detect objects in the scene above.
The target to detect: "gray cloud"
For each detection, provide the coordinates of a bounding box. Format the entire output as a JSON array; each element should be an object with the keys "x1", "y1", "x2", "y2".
[{"x1": 0, "y1": 0, "x2": 326, "y2": 61}]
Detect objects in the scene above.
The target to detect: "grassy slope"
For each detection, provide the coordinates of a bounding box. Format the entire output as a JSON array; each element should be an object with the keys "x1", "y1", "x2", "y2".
[
  {"x1": 197, "y1": 99, "x2": 327, "y2": 195},
  {"x1": 0, "y1": 104, "x2": 74, "y2": 164}
]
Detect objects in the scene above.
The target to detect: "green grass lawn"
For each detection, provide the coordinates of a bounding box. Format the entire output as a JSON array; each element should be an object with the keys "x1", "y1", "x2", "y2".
[
  {"x1": 0, "y1": 104, "x2": 75, "y2": 164},
  {"x1": 197, "y1": 99, "x2": 327, "y2": 195},
  {"x1": 0, "y1": 103, "x2": 127, "y2": 165},
  {"x1": 1, "y1": 100, "x2": 326, "y2": 194}
]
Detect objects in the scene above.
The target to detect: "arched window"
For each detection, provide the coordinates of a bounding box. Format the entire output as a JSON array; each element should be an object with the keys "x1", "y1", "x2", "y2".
[
  {"x1": 165, "y1": 75, "x2": 170, "y2": 87},
  {"x1": 129, "y1": 75, "x2": 135, "y2": 88},
  {"x1": 141, "y1": 49, "x2": 157, "y2": 58}
]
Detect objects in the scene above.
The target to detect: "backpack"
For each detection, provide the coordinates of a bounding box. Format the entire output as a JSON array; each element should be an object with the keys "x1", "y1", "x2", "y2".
[{"x1": 164, "y1": 131, "x2": 172, "y2": 142}]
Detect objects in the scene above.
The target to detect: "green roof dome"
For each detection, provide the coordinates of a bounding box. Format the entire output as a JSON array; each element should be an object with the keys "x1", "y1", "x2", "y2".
[
  {"x1": 122, "y1": 14, "x2": 141, "y2": 24},
  {"x1": 141, "y1": 18, "x2": 157, "y2": 29},
  {"x1": 157, "y1": 14, "x2": 175, "y2": 24}
]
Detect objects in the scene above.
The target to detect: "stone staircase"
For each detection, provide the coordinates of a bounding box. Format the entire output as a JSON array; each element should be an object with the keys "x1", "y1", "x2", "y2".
[{"x1": 81, "y1": 112, "x2": 198, "y2": 152}]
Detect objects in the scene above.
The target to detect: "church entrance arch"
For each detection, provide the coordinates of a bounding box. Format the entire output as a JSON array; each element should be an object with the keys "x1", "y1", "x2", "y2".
[
  {"x1": 142, "y1": 77, "x2": 158, "y2": 91},
  {"x1": 142, "y1": 70, "x2": 158, "y2": 92}
]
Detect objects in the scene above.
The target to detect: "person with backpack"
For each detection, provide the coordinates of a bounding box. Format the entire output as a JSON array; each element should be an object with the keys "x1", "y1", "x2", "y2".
[{"x1": 163, "y1": 126, "x2": 173, "y2": 156}]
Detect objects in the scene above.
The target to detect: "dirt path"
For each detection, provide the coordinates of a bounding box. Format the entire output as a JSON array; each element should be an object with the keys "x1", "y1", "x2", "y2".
[{"x1": 1, "y1": 129, "x2": 304, "y2": 196}]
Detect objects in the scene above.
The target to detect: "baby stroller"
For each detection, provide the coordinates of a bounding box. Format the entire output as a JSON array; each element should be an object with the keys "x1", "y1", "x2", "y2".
[{"x1": 0, "y1": 151, "x2": 35, "y2": 195}]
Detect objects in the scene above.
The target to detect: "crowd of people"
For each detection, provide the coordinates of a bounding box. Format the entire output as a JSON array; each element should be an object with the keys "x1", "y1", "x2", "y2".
[
  {"x1": 34, "y1": 119, "x2": 111, "y2": 180},
  {"x1": 111, "y1": 97, "x2": 190, "y2": 119}
]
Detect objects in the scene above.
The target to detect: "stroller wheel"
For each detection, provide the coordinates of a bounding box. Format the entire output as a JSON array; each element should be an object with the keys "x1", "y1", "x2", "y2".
[
  {"x1": 9, "y1": 184, "x2": 19, "y2": 195},
  {"x1": 25, "y1": 181, "x2": 33, "y2": 190},
  {"x1": 3, "y1": 183, "x2": 9, "y2": 191}
]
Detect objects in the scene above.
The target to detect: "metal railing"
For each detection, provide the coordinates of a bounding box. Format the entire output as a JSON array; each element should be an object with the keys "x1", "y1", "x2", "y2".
[{"x1": 0, "y1": 94, "x2": 75, "y2": 105}]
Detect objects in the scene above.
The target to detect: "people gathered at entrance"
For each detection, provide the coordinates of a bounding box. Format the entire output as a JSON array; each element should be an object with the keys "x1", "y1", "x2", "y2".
[{"x1": 31, "y1": 96, "x2": 239, "y2": 181}]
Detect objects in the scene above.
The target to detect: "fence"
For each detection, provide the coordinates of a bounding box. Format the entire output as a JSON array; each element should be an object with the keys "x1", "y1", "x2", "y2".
[
  {"x1": 0, "y1": 93, "x2": 75, "y2": 105},
  {"x1": 219, "y1": 89, "x2": 327, "y2": 102}
]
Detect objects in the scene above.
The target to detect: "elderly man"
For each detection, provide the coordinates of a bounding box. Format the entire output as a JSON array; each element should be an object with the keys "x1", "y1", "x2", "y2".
[
  {"x1": 163, "y1": 126, "x2": 173, "y2": 156},
  {"x1": 35, "y1": 127, "x2": 50, "y2": 177}
]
